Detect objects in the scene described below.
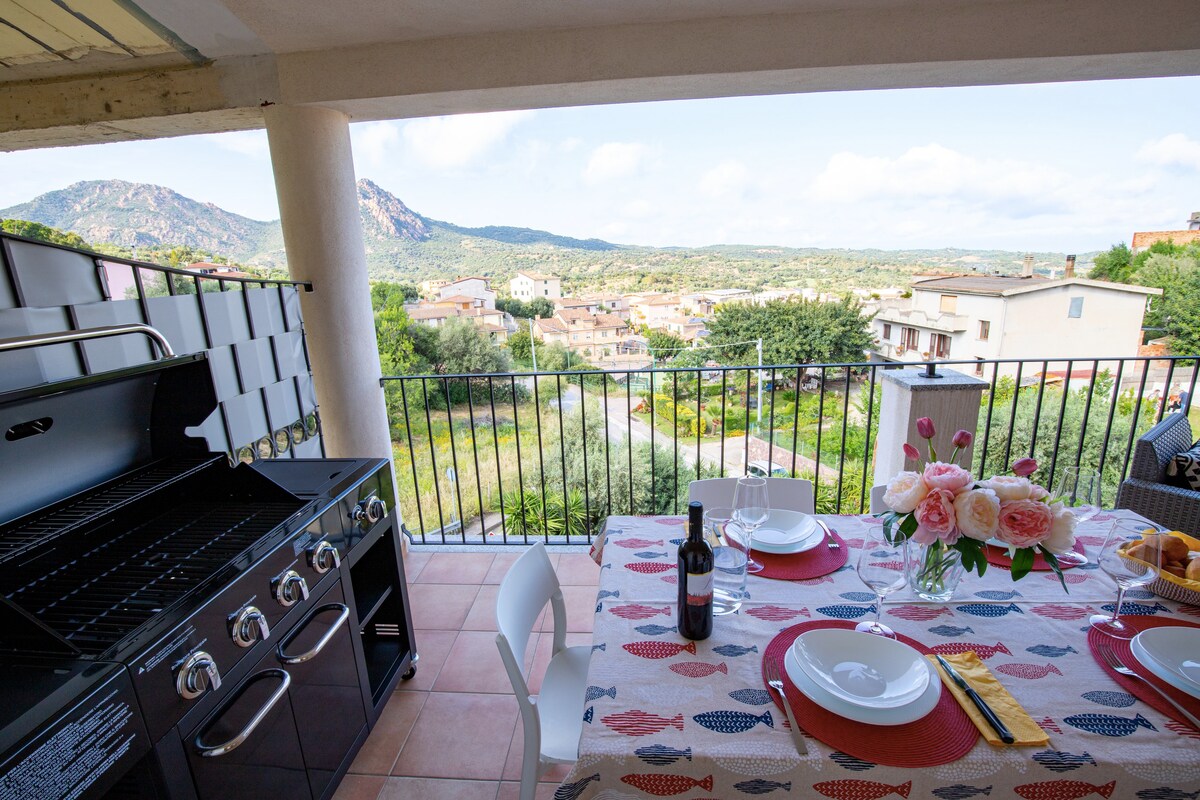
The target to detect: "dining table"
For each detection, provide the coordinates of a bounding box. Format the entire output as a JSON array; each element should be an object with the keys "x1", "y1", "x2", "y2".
[{"x1": 556, "y1": 510, "x2": 1200, "y2": 800}]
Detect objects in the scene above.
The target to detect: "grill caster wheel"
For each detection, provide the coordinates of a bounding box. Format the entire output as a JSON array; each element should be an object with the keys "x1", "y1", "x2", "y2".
[{"x1": 401, "y1": 665, "x2": 417, "y2": 681}]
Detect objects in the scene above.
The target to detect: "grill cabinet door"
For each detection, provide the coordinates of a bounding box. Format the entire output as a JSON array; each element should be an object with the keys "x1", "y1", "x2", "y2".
[{"x1": 184, "y1": 651, "x2": 310, "y2": 800}]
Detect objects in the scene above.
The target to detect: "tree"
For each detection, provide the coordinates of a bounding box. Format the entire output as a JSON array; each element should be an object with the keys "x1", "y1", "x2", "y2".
[
  {"x1": 437, "y1": 318, "x2": 510, "y2": 374},
  {"x1": 497, "y1": 297, "x2": 555, "y2": 319},
  {"x1": 706, "y1": 297, "x2": 876, "y2": 366},
  {"x1": 1089, "y1": 242, "x2": 1134, "y2": 283},
  {"x1": 375, "y1": 304, "x2": 418, "y2": 375},
  {"x1": 1, "y1": 219, "x2": 90, "y2": 249},
  {"x1": 646, "y1": 329, "x2": 686, "y2": 359},
  {"x1": 506, "y1": 329, "x2": 534, "y2": 363}
]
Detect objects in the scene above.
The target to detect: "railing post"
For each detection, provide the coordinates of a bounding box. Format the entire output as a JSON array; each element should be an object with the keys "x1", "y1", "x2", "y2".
[{"x1": 873, "y1": 368, "x2": 988, "y2": 491}]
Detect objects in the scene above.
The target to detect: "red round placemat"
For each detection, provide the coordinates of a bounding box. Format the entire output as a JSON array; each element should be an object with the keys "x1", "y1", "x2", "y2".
[
  {"x1": 761, "y1": 620, "x2": 978, "y2": 766},
  {"x1": 1086, "y1": 615, "x2": 1200, "y2": 729},
  {"x1": 751, "y1": 529, "x2": 848, "y2": 580},
  {"x1": 986, "y1": 539, "x2": 1085, "y2": 570}
]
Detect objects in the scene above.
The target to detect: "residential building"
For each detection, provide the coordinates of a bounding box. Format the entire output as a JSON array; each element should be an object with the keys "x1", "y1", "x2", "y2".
[
  {"x1": 435, "y1": 276, "x2": 495, "y2": 309},
  {"x1": 584, "y1": 293, "x2": 629, "y2": 319},
  {"x1": 407, "y1": 303, "x2": 510, "y2": 342},
  {"x1": 554, "y1": 296, "x2": 600, "y2": 313},
  {"x1": 871, "y1": 267, "x2": 1160, "y2": 378},
  {"x1": 664, "y1": 315, "x2": 707, "y2": 342},
  {"x1": 510, "y1": 270, "x2": 561, "y2": 301},
  {"x1": 418, "y1": 278, "x2": 449, "y2": 297},
  {"x1": 188, "y1": 261, "x2": 253, "y2": 279},
  {"x1": 1131, "y1": 212, "x2": 1200, "y2": 253},
  {"x1": 533, "y1": 308, "x2": 629, "y2": 360},
  {"x1": 627, "y1": 293, "x2": 681, "y2": 328}
]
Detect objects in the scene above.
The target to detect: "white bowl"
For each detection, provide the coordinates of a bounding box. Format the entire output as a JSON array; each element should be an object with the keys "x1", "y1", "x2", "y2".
[
  {"x1": 1131, "y1": 628, "x2": 1200, "y2": 700},
  {"x1": 791, "y1": 629, "x2": 930, "y2": 708},
  {"x1": 752, "y1": 510, "x2": 823, "y2": 554},
  {"x1": 784, "y1": 644, "x2": 941, "y2": 726}
]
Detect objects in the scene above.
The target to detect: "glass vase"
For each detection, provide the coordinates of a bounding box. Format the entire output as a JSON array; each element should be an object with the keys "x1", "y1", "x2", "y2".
[{"x1": 907, "y1": 540, "x2": 965, "y2": 602}]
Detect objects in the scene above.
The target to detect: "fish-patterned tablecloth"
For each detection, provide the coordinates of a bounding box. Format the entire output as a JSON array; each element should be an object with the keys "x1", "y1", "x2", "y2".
[{"x1": 560, "y1": 511, "x2": 1200, "y2": 800}]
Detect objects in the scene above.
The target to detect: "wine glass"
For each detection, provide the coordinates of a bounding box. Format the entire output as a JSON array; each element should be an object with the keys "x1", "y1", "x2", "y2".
[
  {"x1": 1089, "y1": 519, "x2": 1162, "y2": 639},
  {"x1": 733, "y1": 476, "x2": 769, "y2": 574},
  {"x1": 1052, "y1": 466, "x2": 1101, "y2": 567},
  {"x1": 854, "y1": 532, "x2": 908, "y2": 638}
]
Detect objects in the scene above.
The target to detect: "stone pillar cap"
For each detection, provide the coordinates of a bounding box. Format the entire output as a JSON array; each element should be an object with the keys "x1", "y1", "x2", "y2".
[{"x1": 880, "y1": 367, "x2": 989, "y2": 391}]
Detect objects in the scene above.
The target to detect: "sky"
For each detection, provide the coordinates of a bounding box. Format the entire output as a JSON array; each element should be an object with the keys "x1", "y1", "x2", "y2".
[{"x1": 2, "y1": 76, "x2": 1198, "y2": 253}]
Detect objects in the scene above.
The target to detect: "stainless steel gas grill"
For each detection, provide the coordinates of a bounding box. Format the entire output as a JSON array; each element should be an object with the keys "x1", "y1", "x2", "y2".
[{"x1": 0, "y1": 334, "x2": 416, "y2": 800}]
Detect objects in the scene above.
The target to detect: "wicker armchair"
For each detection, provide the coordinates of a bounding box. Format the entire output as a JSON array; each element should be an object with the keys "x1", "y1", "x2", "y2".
[{"x1": 1115, "y1": 411, "x2": 1200, "y2": 534}]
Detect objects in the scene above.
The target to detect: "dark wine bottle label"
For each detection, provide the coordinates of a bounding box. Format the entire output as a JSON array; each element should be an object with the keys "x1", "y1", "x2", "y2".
[{"x1": 685, "y1": 570, "x2": 714, "y2": 606}]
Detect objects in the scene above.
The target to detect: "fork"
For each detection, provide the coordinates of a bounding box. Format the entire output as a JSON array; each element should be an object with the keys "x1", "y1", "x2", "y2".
[
  {"x1": 764, "y1": 657, "x2": 809, "y2": 754},
  {"x1": 816, "y1": 519, "x2": 840, "y2": 550},
  {"x1": 1099, "y1": 647, "x2": 1200, "y2": 730}
]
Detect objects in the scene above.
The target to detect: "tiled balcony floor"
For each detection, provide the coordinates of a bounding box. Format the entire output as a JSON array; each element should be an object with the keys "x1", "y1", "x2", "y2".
[{"x1": 334, "y1": 548, "x2": 598, "y2": 800}]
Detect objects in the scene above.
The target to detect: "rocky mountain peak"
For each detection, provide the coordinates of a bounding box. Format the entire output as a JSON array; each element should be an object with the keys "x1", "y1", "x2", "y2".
[{"x1": 357, "y1": 178, "x2": 429, "y2": 242}]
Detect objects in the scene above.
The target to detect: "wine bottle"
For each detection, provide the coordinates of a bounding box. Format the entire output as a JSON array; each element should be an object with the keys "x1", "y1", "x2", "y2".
[{"x1": 678, "y1": 500, "x2": 714, "y2": 640}]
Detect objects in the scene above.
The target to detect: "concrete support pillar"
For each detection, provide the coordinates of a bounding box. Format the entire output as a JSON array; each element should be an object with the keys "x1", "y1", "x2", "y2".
[
  {"x1": 873, "y1": 368, "x2": 988, "y2": 490},
  {"x1": 264, "y1": 105, "x2": 391, "y2": 466}
]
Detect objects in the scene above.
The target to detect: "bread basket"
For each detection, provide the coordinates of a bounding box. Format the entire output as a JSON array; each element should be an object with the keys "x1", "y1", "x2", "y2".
[{"x1": 1119, "y1": 530, "x2": 1200, "y2": 607}]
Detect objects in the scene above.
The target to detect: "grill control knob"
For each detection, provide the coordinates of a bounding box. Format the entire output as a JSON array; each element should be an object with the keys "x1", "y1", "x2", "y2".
[
  {"x1": 307, "y1": 540, "x2": 341, "y2": 574},
  {"x1": 176, "y1": 651, "x2": 221, "y2": 700},
  {"x1": 228, "y1": 606, "x2": 270, "y2": 648},
  {"x1": 351, "y1": 497, "x2": 387, "y2": 525},
  {"x1": 272, "y1": 569, "x2": 309, "y2": 608}
]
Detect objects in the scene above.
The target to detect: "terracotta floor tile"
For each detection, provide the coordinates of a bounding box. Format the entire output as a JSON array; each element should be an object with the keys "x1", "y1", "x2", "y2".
[
  {"x1": 409, "y1": 583, "x2": 480, "y2": 630},
  {"x1": 378, "y1": 777, "x2": 499, "y2": 800},
  {"x1": 418, "y1": 552, "x2": 496, "y2": 584},
  {"x1": 525, "y1": 632, "x2": 593, "y2": 694},
  {"x1": 433, "y1": 630, "x2": 536, "y2": 694},
  {"x1": 349, "y1": 690, "x2": 428, "y2": 775},
  {"x1": 483, "y1": 553, "x2": 520, "y2": 584},
  {"x1": 399, "y1": 629, "x2": 458, "y2": 692},
  {"x1": 554, "y1": 554, "x2": 600, "y2": 586},
  {"x1": 462, "y1": 584, "x2": 501, "y2": 631},
  {"x1": 402, "y1": 550, "x2": 432, "y2": 582},
  {"x1": 500, "y1": 718, "x2": 577, "y2": 783},
  {"x1": 539, "y1": 585, "x2": 597, "y2": 633},
  {"x1": 332, "y1": 774, "x2": 387, "y2": 800},
  {"x1": 497, "y1": 781, "x2": 561, "y2": 800},
  {"x1": 391, "y1": 693, "x2": 518, "y2": 780}
]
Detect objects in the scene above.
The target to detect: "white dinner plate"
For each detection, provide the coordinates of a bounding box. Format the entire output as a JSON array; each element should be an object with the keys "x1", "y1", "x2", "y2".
[
  {"x1": 784, "y1": 644, "x2": 941, "y2": 725},
  {"x1": 1131, "y1": 628, "x2": 1200, "y2": 701},
  {"x1": 752, "y1": 510, "x2": 823, "y2": 554},
  {"x1": 792, "y1": 629, "x2": 929, "y2": 708}
]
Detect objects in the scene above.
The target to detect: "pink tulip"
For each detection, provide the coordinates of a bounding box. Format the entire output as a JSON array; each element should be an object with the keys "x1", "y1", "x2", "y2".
[
  {"x1": 952, "y1": 429, "x2": 973, "y2": 449},
  {"x1": 1011, "y1": 457, "x2": 1038, "y2": 477},
  {"x1": 903, "y1": 442, "x2": 921, "y2": 461},
  {"x1": 916, "y1": 417, "x2": 936, "y2": 439}
]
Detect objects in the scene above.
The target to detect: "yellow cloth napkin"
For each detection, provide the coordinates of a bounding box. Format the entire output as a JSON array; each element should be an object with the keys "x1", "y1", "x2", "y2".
[{"x1": 926, "y1": 652, "x2": 1049, "y2": 746}]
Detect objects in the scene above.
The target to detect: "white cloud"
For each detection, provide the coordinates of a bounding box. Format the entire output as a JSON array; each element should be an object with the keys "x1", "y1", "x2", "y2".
[
  {"x1": 621, "y1": 199, "x2": 655, "y2": 218},
  {"x1": 698, "y1": 160, "x2": 749, "y2": 199},
  {"x1": 583, "y1": 142, "x2": 650, "y2": 184},
  {"x1": 400, "y1": 110, "x2": 534, "y2": 169},
  {"x1": 352, "y1": 122, "x2": 401, "y2": 168},
  {"x1": 209, "y1": 130, "x2": 270, "y2": 159},
  {"x1": 559, "y1": 137, "x2": 583, "y2": 153},
  {"x1": 1136, "y1": 133, "x2": 1200, "y2": 170}
]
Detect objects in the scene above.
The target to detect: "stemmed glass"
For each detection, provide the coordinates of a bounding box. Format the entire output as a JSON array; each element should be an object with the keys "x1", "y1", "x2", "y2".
[
  {"x1": 1090, "y1": 519, "x2": 1163, "y2": 639},
  {"x1": 1052, "y1": 466, "x2": 1102, "y2": 567},
  {"x1": 733, "y1": 476, "x2": 769, "y2": 574},
  {"x1": 854, "y1": 532, "x2": 908, "y2": 638}
]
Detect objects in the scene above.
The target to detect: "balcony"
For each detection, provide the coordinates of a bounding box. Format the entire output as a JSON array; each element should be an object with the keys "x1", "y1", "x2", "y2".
[{"x1": 386, "y1": 356, "x2": 1199, "y2": 547}]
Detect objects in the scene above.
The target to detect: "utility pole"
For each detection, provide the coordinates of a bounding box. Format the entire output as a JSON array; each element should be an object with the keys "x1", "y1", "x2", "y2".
[
  {"x1": 756, "y1": 338, "x2": 763, "y2": 429},
  {"x1": 529, "y1": 318, "x2": 537, "y2": 373}
]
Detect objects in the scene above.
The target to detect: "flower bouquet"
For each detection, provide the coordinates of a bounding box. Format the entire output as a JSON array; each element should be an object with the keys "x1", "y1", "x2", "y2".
[{"x1": 879, "y1": 417, "x2": 1077, "y2": 594}]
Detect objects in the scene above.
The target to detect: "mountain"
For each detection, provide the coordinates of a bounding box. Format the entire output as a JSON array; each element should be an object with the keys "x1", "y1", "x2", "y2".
[{"x1": 1, "y1": 179, "x2": 1093, "y2": 291}]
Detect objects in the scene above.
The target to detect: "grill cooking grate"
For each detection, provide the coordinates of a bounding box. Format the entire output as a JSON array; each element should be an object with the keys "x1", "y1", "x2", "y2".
[
  {"x1": 4, "y1": 501, "x2": 299, "y2": 655},
  {"x1": 0, "y1": 459, "x2": 212, "y2": 564}
]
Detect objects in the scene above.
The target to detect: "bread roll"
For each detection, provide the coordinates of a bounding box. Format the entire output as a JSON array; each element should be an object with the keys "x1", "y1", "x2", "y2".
[
  {"x1": 1163, "y1": 564, "x2": 1187, "y2": 578},
  {"x1": 1186, "y1": 558, "x2": 1200, "y2": 581}
]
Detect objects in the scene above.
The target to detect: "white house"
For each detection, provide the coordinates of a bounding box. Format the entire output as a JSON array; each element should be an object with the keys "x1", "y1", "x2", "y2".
[
  {"x1": 436, "y1": 277, "x2": 495, "y2": 309},
  {"x1": 871, "y1": 272, "x2": 1160, "y2": 378},
  {"x1": 510, "y1": 270, "x2": 562, "y2": 301}
]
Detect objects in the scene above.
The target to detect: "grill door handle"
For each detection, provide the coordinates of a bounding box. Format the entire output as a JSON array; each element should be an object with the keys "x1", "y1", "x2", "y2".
[
  {"x1": 195, "y1": 669, "x2": 291, "y2": 758},
  {"x1": 278, "y1": 603, "x2": 350, "y2": 665}
]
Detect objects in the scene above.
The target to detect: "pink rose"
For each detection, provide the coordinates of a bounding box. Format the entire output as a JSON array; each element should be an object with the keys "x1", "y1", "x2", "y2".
[
  {"x1": 903, "y1": 442, "x2": 921, "y2": 461},
  {"x1": 1012, "y1": 457, "x2": 1038, "y2": 477},
  {"x1": 916, "y1": 417, "x2": 936, "y2": 439},
  {"x1": 913, "y1": 488, "x2": 959, "y2": 545},
  {"x1": 883, "y1": 470, "x2": 929, "y2": 514},
  {"x1": 923, "y1": 461, "x2": 973, "y2": 493},
  {"x1": 996, "y1": 499, "x2": 1054, "y2": 548}
]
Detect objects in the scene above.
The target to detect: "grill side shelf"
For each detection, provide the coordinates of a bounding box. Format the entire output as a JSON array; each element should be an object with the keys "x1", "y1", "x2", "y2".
[{"x1": 0, "y1": 594, "x2": 80, "y2": 656}]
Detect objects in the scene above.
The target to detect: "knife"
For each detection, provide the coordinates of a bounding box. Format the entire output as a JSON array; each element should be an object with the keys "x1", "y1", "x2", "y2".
[{"x1": 935, "y1": 654, "x2": 1015, "y2": 744}]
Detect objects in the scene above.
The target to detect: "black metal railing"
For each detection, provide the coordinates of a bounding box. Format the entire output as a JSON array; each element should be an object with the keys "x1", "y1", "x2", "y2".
[{"x1": 383, "y1": 355, "x2": 1198, "y2": 545}]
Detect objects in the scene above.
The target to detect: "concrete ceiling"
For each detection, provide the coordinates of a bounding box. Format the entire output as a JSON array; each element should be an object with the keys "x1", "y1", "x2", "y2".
[{"x1": 2, "y1": 0, "x2": 1198, "y2": 150}]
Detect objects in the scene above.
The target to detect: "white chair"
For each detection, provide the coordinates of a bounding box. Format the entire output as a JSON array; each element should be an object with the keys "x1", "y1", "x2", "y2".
[
  {"x1": 688, "y1": 477, "x2": 815, "y2": 513},
  {"x1": 869, "y1": 484, "x2": 888, "y2": 513},
  {"x1": 495, "y1": 543, "x2": 589, "y2": 800}
]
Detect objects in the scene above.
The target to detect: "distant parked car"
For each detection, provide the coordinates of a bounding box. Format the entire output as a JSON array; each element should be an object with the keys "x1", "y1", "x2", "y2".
[{"x1": 747, "y1": 460, "x2": 790, "y2": 478}]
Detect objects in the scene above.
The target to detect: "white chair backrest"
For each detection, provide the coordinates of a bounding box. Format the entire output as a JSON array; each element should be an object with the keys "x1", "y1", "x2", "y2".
[
  {"x1": 688, "y1": 477, "x2": 815, "y2": 514},
  {"x1": 869, "y1": 484, "x2": 888, "y2": 514},
  {"x1": 496, "y1": 542, "x2": 561, "y2": 696}
]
